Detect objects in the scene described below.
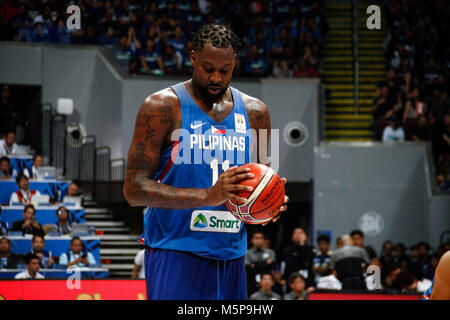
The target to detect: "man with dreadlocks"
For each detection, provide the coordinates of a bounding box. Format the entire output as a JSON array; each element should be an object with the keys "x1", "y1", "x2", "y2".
[{"x1": 124, "y1": 24, "x2": 289, "y2": 300}]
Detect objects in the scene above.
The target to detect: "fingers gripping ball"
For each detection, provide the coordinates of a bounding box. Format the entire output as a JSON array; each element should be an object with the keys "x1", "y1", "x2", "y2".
[{"x1": 225, "y1": 163, "x2": 285, "y2": 225}]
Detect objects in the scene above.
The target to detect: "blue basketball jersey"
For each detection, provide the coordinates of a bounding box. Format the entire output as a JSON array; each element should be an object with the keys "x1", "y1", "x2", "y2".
[{"x1": 143, "y1": 82, "x2": 253, "y2": 260}]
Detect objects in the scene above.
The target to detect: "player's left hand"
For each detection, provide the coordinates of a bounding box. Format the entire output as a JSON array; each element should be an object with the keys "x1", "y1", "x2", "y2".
[{"x1": 262, "y1": 177, "x2": 288, "y2": 226}]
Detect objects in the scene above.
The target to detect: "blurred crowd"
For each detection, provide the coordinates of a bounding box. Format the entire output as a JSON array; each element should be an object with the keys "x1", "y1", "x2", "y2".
[
  {"x1": 372, "y1": 0, "x2": 450, "y2": 191},
  {"x1": 0, "y1": 0, "x2": 326, "y2": 78}
]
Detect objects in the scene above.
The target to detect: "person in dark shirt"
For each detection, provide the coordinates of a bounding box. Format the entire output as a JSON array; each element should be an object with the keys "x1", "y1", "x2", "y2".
[
  {"x1": 312, "y1": 234, "x2": 332, "y2": 281},
  {"x1": 0, "y1": 237, "x2": 21, "y2": 268},
  {"x1": 29, "y1": 234, "x2": 54, "y2": 269},
  {"x1": 282, "y1": 227, "x2": 315, "y2": 289},
  {"x1": 11, "y1": 204, "x2": 44, "y2": 237}
]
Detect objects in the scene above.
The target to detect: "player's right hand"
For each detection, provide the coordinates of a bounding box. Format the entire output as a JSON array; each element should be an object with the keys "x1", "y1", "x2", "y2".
[{"x1": 206, "y1": 166, "x2": 254, "y2": 207}]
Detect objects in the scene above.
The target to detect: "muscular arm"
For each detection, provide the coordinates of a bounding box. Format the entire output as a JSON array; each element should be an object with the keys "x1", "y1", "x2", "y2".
[
  {"x1": 243, "y1": 94, "x2": 271, "y2": 164},
  {"x1": 123, "y1": 90, "x2": 251, "y2": 209}
]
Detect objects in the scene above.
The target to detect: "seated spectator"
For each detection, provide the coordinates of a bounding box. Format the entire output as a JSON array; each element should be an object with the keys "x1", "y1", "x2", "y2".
[
  {"x1": 245, "y1": 231, "x2": 277, "y2": 294},
  {"x1": 382, "y1": 117, "x2": 405, "y2": 142},
  {"x1": 161, "y1": 44, "x2": 180, "y2": 75},
  {"x1": 282, "y1": 227, "x2": 315, "y2": 289},
  {"x1": 403, "y1": 89, "x2": 427, "y2": 121},
  {"x1": 410, "y1": 115, "x2": 431, "y2": 141},
  {"x1": 379, "y1": 240, "x2": 394, "y2": 268},
  {"x1": 181, "y1": 40, "x2": 194, "y2": 75},
  {"x1": 293, "y1": 58, "x2": 318, "y2": 78},
  {"x1": 0, "y1": 131, "x2": 18, "y2": 156},
  {"x1": 131, "y1": 248, "x2": 145, "y2": 279},
  {"x1": 272, "y1": 59, "x2": 293, "y2": 78},
  {"x1": 100, "y1": 26, "x2": 120, "y2": 50},
  {"x1": 9, "y1": 173, "x2": 43, "y2": 205},
  {"x1": 350, "y1": 229, "x2": 377, "y2": 261},
  {"x1": 249, "y1": 273, "x2": 281, "y2": 300},
  {"x1": 58, "y1": 236, "x2": 97, "y2": 269},
  {"x1": 11, "y1": 204, "x2": 44, "y2": 236},
  {"x1": 0, "y1": 237, "x2": 21, "y2": 268},
  {"x1": 283, "y1": 273, "x2": 309, "y2": 300},
  {"x1": 329, "y1": 234, "x2": 370, "y2": 290},
  {"x1": 14, "y1": 253, "x2": 45, "y2": 279},
  {"x1": 372, "y1": 83, "x2": 395, "y2": 120},
  {"x1": 140, "y1": 38, "x2": 164, "y2": 75},
  {"x1": 0, "y1": 156, "x2": 17, "y2": 180},
  {"x1": 43, "y1": 206, "x2": 74, "y2": 236},
  {"x1": 60, "y1": 180, "x2": 83, "y2": 205},
  {"x1": 29, "y1": 234, "x2": 54, "y2": 269},
  {"x1": 23, "y1": 154, "x2": 44, "y2": 180},
  {"x1": 245, "y1": 44, "x2": 269, "y2": 77},
  {"x1": 112, "y1": 34, "x2": 136, "y2": 73},
  {"x1": 313, "y1": 234, "x2": 332, "y2": 282},
  {"x1": 414, "y1": 241, "x2": 433, "y2": 280}
]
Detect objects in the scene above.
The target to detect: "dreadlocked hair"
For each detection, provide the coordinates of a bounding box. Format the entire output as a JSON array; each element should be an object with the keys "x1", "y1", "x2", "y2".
[{"x1": 192, "y1": 24, "x2": 241, "y2": 54}]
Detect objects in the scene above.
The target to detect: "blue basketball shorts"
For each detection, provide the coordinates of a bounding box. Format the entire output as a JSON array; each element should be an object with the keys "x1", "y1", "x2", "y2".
[{"x1": 144, "y1": 247, "x2": 247, "y2": 300}]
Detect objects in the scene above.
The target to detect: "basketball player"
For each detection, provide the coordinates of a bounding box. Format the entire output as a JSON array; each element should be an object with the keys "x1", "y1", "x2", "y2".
[{"x1": 124, "y1": 24, "x2": 288, "y2": 300}]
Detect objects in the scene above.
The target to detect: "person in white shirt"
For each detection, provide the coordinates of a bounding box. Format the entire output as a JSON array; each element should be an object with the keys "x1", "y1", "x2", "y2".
[
  {"x1": 23, "y1": 154, "x2": 44, "y2": 180},
  {"x1": 382, "y1": 118, "x2": 405, "y2": 142},
  {"x1": 132, "y1": 249, "x2": 146, "y2": 279},
  {"x1": 9, "y1": 173, "x2": 42, "y2": 205},
  {"x1": 0, "y1": 131, "x2": 18, "y2": 156},
  {"x1": 14, "y1": 253, "x2": 45, "y2": 279}
]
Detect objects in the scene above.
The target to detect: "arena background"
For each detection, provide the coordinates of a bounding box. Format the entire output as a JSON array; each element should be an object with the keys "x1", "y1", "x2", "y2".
[{"x1": 0, "y1": 0, "x2": 449, "y2": 300}]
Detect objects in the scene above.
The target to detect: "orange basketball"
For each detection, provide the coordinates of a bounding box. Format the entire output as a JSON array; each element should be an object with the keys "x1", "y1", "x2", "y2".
[{"x1": 225, "y1": 163, "x2": 285, "y2": 224}]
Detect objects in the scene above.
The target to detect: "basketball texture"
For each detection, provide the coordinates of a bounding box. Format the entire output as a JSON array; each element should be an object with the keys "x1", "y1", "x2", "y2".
[{"x1": 225, "y1": 163, "x2": 285, "y2": 224}]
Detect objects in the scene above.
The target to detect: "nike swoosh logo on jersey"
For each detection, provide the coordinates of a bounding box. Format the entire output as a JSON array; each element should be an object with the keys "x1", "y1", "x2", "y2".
[{"x1": 190, "y1": 122, "x2": 206, "y2": 129}]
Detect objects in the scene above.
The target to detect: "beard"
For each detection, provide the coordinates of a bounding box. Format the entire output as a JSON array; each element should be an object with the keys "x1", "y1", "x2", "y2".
[{"x1": 196, "y1": 82, "x2": 228, "y2": 104}]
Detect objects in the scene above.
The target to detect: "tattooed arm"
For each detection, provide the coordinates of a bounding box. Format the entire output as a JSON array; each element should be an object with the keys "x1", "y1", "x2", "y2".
[
  {"x1": 123, "y1": 89, "x2": 253, "y2": 209},
  {"x1": 242, "y1": 94, "x2": 271, "y2": 163},
  {"x1": 243, "y1": 94, "x2": 289, "y2": 224}
]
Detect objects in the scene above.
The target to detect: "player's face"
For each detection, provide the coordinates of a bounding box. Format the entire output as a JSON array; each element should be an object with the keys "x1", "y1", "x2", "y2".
[{"x1": 191, "y1": 43, "x2": 235, "y2": 103}]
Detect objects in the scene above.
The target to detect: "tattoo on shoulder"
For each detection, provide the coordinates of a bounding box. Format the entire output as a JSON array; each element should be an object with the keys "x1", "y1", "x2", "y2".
[
  {"x1": 157, "y1": 102, "x2": 173, "y2": 124},
  {"x1": 247, "y1": 101, "x2": 270, "y2": 130}
]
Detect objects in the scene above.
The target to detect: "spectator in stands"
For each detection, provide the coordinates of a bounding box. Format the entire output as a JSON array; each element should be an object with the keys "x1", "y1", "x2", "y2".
[
  {"x1": 100, "y1": 26, "x2": 119, "y2": 51},
  {"x1": 161, "y1": 44, "x2": 180, "y2": 75},
  {"x1": 131, "y1": 248, "x2": 145, "y2": 279},
  {"x1": 0, "y1": 131, "x2": 18, "y2": 156},
  {"x1": 0, "y1": 237, "x2": 21, "y2": 268},
  {"x1": 245, "y1": 44, "x2": 269, "y2": 77},
  {"x1": 66, "y1": 181, "x2": 82, "y2": 197},
  {"x1": 429, "y1": 83, "x2": 450, "y2": 126},
  {"x1": 329, "y1": 234, "x2": 370, "y2": 290},
  {"x1": 14, "y1": 253, "x2": 45, "y2": 279},
  {"x1": 113, "y1": 33, "x2": 136, "y2": 73},
  {"x1": 9, "y1": 173, "x2": 42, "y2": 205},
  {"x1": 59, "y1": 236, "x2": 97, "y2": 268},
  {"x1": 283, "y1": 272, "x2": 309, "y2": 300},
  {"x1": 43, "y1": 206, "x2": 73, "y2": 236},
  {"x1": 0, "y1": 156, "x2": 17, "y2": 180},
  {"x1": 249, "y1": 272, "x2": 281, "y2": 300},
  {"x1": 382, "y1": 117, "x2": 405, "y2": 142},
  {"x1": 30, "y1": 234, "x2": 54, "y2": 269},
  {"x1": 393, "y1": 242, "x2": 410, "y2": 266},
  {"x1": 245, "y1": 231, "x2": 277, "y2": 294},
  {"x1": 379, "y1": 240, "x2": 394, "y2": 268},
  {"x1": 414, "y1": 241, "x2": 433, "y2": 280},
  {"x1": 272, "y1": 60, "x2": 293, "y2": 78},
  {"x1": 350, "y1": 229, "x2": 377, "y2": 261},
  {"x1": 293, "y1": 58, "x2": 318, "y2": 78},
  {"x1": 11, "y1": 204, "x2": 44, "y2": 236},
  {"x1": 433, "y1": 112, "x2": 450, "y2": 164},
  {"x1": 313, "y1": 234, "x2": 332, "y2": 281},
  {"x1": 382, "y1": 262, "x2": 401, "y2": 290},
  {"x1": 139, "y1": 38, "x2": 164, "y2": 75},
  {"x1": 282, "y1": 227, "x2": 315, "y2": 289},
  {"x1": 410, "y1": 115, "x2": 431, "y2": 141},
  {"x1": 372, "y1": 83, "x2": 395, "y2": 121},
  {"x1": 23, "y1": 154, "x2": 44, "y2": 180}
]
